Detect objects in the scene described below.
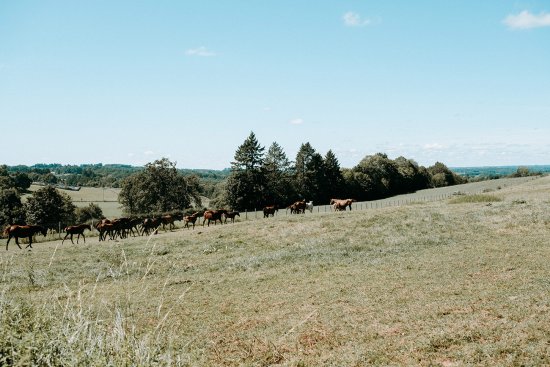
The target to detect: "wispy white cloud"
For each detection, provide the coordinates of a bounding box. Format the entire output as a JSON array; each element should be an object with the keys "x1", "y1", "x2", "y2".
[
  {"x1": 289, "y1": 118, "x2": 304, "y2": 125},
  {"x1": 503, "y1": 10, "x2": 550, "y2": 29},
  {"x1": 423, "y1": 143, "x2": 445, "y2": 151},
  {"x1": 144, "y1": 150, "x2": 155, "y2": 156},
  {"x1": 185, "y1": 46, "x2": 217, "y2": 57},
  {"x1": 343, "y1": 11, "x2": 373, "y2": 27}
]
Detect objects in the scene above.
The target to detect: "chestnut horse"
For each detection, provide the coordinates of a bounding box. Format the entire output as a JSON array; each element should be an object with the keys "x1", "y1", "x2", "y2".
[
  {"x1": 62, "y1": 224, "x2": 92, "y2": 244},
  {"x1": 330, "y1": 198, "x2": 356, "y2": 211},
  {"x1": 183, "y1": 212, "x2": 199, "y2": 229},
  {"x1": 202, "y1": 209, "x2": 228, "y2": 227},
  {"x1": 4, "y1": 224, "x2": 48, "y2": 250}
]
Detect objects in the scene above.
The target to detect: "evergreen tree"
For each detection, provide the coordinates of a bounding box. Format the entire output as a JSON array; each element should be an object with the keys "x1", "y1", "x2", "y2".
[
  {"x1": 231, "y1": 132, "x2": 265, "y2": 171},
  {"x1": 262, "y1": 142, "x2": 294, "y2": 206},
  {"x1": 323, "y1": 150, "x2": 345, "y2": 201},
  {"x1": 294, "y1": 142, "x2": 316, "y2": 199},
  {"x1": 225, "y1": 132, "x2": 266, "y2": 210}
]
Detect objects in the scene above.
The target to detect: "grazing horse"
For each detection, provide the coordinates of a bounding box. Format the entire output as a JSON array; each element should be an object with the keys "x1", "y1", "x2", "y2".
[
  {"x1": 4, "y1": 224, "x2": 47, "y2": 250},
  {"x1": 288, "y1": 200, "x2": 306, "y2": 214},
  {"x1": 62, "y1": 224, "x2": 91, "y2": 244},
  {"x1": 305, "y1": 201, "x2": 314, "y2": 213},
  {"x1": 330, "y1": 198, "x2": 356, "y2": 211},
  {"x1": 183, "y1": 212, "x2": 199, "y2": 229},
  {"x1": 263, "y1": 205, "x2": 278, "y2": 218},
  {"x1": 224, "y1": 211, "x2": 240, "y2": 223},
  {"x1": 160, "y1": 213, "x2": 183, "y2": 231},
  {"x1": 202, "y1": 209, "x2": 228, "y2": 227}
]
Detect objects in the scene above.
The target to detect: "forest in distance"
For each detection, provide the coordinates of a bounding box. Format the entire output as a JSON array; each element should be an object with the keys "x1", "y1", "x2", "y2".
[{"x1": 5, "y1": 163, "x2": 549, "y2": 189}]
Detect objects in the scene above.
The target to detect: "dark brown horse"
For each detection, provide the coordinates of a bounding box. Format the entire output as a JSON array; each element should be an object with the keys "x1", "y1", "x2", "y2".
[
  {"x1": 161, "y1": 213, "x2": 184, "y2": 231},
  {"x1": 263, "y1": 205, "x2": 278, "y2": 218},
  {"x1": 62, "y1": 224, "x2": 91, "y2": 244},
  {"x1": 202, "y1": 209, "x2": 228, "y2": 227},
  {"x1": 288, "y1": 200, "x2": 306, "y2": 214},
  {"x1": 4, "y1": 224, "x2": 47, "y2": 250},
  {"x1": 224, "y1": 211, "x2": 240, "y2": 223}
]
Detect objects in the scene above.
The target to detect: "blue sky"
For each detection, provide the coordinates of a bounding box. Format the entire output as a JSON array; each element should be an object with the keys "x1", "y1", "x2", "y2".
[{"x1": 1, "y1": 1, "x2": 549, "y2": 169}]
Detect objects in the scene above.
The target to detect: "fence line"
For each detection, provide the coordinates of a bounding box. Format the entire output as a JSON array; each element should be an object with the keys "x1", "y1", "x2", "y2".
[{"x1": 236, "y1": 176, "x2": 540, "y2": 222}]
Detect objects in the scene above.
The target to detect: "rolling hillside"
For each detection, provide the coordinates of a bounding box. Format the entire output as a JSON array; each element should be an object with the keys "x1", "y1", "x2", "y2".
[{"x1": 2, "y1": 176, "x2": 549, "y2": 365}]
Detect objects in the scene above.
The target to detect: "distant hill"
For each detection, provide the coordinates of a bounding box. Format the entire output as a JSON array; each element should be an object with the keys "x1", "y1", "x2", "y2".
[
  {"x1": 6, "y1": 163, "x2": 230, "y2": 188},
  {"x1": 451, "y1": 165, "x2": 550, "y2": 178}
]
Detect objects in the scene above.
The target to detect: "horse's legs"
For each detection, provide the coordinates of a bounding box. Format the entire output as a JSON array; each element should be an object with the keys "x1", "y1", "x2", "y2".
[
  {"x1": 13, "y1": 236, "x2": 23, "y2": 250},
  {"x1": 62, "y1": 233, "x2": 69, "y2": 244},
  {"x1": 25, "y1": 236, "x2": 32, "y2": 249},
  {"x1": 6, "y1": 235, "x2": 16, "y2": 250},
  {"x1": 82, "y1": 233, "x2": 85, "y2": 243}
]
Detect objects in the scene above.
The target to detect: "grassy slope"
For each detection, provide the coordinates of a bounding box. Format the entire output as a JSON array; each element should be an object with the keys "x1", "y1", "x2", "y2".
[{"x1": 2, "y1": 177, "x2": 550, "y2": 366}]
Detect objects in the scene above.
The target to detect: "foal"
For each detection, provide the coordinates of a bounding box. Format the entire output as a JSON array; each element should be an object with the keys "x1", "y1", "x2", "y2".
[{"x1": 62, "y1": 224, "x2": 92, "y2": 244}]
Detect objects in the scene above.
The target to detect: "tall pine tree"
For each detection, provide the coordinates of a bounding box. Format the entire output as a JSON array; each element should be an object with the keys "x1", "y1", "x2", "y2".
[
  {"x1": 323, "y1": 150, "x2": 344, "y2": 201},
  {"x1": 225, "y1": 132, "x2": 266, "y2": 210},
  {"x1": 263, "y1": 142, "x2": 294, "y2": 206}
]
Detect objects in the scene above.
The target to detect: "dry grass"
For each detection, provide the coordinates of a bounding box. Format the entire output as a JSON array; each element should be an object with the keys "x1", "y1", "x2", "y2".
[{"x1": 2, "y1": 177, "x2": 550, "y2": 366}]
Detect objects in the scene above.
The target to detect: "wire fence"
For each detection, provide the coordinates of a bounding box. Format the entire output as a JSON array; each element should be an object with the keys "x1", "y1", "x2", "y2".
[{"x1": 237, "y1": 176, "x2": 539, "y2": 221}]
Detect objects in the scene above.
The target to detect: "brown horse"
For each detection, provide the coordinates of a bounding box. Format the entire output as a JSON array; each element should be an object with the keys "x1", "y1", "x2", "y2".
[
  {"x1": 224, "y1": 211, "x2": 240, "y2": 223},
  {"x1": 161, "y1": 213, "x2": 183, "y2": 231},
  {"x1": 330, "y1": 198, "x2": 356, "y2": 211},
  {"x1": 202, "y1": 209, "x2": 228, "y2": 227},
  {"x1": 183, "y1": 212, "x2": 199, "y2": 229},
  {"x1": 263, "y1": 205, "x2": 278, "y2": 218},
  {"x1": 62, "y1": 224, "x2": 92, "y2": 244},
  {"x1": 4, "y1": 224, "x2": 48, "y2": 250},
  {"x1": 288, "y1": 200, "x2": 306, "y2": 214}
]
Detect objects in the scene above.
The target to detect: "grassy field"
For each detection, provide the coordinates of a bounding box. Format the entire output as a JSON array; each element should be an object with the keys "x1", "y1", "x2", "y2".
[
  {"x1": 27, "y1": 185, "x2": 123, "y2": 218},
  {"x1": 2, "y1": 177, "x2": 550, "y2": 366}
]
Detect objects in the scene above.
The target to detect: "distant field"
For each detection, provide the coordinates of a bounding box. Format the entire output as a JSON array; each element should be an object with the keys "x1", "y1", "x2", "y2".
[
  {"x1": 2, "y1": 176, "x2": 550, "y2": 365},
  {"x1": 452, "y1": 165, "x2": 550, "y2": 177},
  {"x1": 28, "y1": 185, "x2": 123, "y2": 218}
]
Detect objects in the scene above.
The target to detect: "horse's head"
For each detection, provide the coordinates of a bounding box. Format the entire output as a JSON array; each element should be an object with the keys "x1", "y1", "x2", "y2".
[
  {"x1": 39, "y1": 226, "x2": 48, "y2": 237},
  {"x1": 86, "y1": 224, "x2": 92, "y2": 231}
]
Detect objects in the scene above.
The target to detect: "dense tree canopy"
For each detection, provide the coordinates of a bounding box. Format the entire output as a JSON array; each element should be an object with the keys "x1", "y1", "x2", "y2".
[
  {"x1": 25, "y1": 186, "x2": 76, "y2": 229},
  {"x1": 222, "y1": 132, "x2": 466, "y2": 210},
  {"x1": 118, "y1": 158, "x2": 202, "y2": 215},
  {"x1": 75, "y1": 203, "x2": 104, "y2": 224}
]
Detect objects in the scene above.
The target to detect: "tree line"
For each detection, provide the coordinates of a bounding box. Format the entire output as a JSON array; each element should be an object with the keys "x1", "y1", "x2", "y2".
[
  {"x1": 209, "y1": 132, "x2": 466, "y2": 211},
  {"x1": 9, "y1": 131, "x2": 530, "y2": 231},
  {"x1": 0, "y1": 165, "x2": 104, "y2": 231}
]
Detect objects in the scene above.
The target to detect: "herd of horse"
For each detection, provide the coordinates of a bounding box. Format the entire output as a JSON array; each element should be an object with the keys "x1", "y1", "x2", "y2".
[{"x1": 2, "y1": 198, "x2": 356, "y2": 250}]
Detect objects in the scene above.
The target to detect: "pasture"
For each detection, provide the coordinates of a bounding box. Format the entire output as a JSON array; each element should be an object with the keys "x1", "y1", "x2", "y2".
[
  {"x1": 2, "y1": 177, "x2": 550, "y2": 366},
  {"x1": 27, "y1": 185, "x2": 123, "y2": 219}
]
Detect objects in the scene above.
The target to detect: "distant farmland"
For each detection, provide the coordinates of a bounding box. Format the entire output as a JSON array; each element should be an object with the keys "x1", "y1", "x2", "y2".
[{"x1": 28, "y1": 185, "x2": 123, "y2": 218}]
